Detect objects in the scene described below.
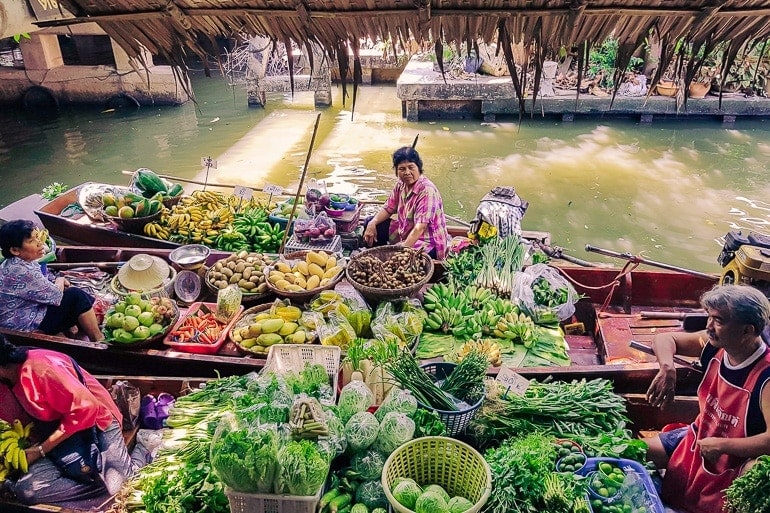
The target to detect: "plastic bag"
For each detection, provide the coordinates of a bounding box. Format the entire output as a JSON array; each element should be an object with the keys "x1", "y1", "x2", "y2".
[
  {"x1": 110, "y1": 381, "x2": 141, "y2": 430},
  {"x1": 317, "y1": 309, "x2": 356, "y2": 349},
  {"x1": 289, "y1": 396, "x2": 328, "y2": 439},
  {"x1": 216, "y1": 284, "x2": 242, "y2": 323},
  {"x1": 510, "y1": 263, "x2": 580, "y2": 321},
  {"x1": 294, "y1": 211, "x2": 337, "y2": 243},
  {"x1": 338, "y1": 380, "x2": 374, "y2": 424},
  {"x1": 375, "y1": 388, "x2": 418, "y2": 421}
]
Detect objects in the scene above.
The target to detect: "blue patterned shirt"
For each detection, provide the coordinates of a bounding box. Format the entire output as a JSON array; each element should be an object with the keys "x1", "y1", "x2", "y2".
[{"x1": 0, "y1": 257, "x2": 62, "y2": 331}]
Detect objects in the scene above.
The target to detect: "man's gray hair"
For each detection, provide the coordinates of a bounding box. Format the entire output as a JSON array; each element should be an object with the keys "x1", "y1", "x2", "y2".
[{"x1": 701, "y1": 284, "x2": 770, "y2": 335}]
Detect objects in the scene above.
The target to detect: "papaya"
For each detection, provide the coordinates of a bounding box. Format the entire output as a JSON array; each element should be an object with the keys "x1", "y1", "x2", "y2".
[
  {"x1": 148, "y1": 200, "x2": 162, "y2": 215},
  {"x1": 134, "y1": 198, "x2": 149, "y2": 217},
  {"x1": 135, "y1": 168, "x2": 168, "y2": 195},
  {"x1": 124, "y1": 192, "x2": 145, "y2": 205},
  {"x1": 167, "y1": 183, "x2": 184, "y2": 197}
]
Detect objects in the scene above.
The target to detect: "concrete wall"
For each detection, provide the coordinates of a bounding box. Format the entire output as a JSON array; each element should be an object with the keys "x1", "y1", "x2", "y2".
[{"x1": 0, "y1": 24, "x2": 191, "y2": 107}]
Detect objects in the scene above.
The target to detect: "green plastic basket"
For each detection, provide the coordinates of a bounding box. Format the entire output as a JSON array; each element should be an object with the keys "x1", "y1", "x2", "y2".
[{"x1": 382, "y1": 436, "x2": 492, "y2": 513}]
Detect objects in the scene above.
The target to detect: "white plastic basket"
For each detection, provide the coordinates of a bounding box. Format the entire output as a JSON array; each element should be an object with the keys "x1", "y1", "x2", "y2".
[
  {"x1": 225, "y1": 486, "x2": 322, "y2": 513},
  {"x1": 262, "y1": 344, "x2": 341, "y2": 404},
  {"x1": 284, "y1": 234, "x2": 342, "y2": 254}
]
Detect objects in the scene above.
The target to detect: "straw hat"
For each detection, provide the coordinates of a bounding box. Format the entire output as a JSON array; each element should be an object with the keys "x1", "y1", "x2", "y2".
[{"x1": 118, "y1": 254, "x2": 170, "y2": 291}]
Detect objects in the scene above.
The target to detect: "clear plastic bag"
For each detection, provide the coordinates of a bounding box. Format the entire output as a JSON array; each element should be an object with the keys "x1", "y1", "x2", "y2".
[
  {"x1": 510, "y1": 263, "x2": 579, "y2": 321},
  {"x1": 317, "y1": 309, "x2": 357, "y2": 349},
  {"x1": 216, "y1": 284, "x2": 243, "y2": 323}
]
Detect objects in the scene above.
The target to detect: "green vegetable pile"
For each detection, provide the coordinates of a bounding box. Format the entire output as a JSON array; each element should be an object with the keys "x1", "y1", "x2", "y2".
[
  {"x1": 470, "y1": 378, "x2": 631, "y2": 449},
  {"x1": 724, "y1": 454, "x2": 770, "y2": 513}
]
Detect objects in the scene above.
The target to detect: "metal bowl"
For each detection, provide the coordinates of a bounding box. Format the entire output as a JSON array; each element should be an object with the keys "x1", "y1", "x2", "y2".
[{"x1": 169, "y1": 244, "x2": 211, "y2": 270}]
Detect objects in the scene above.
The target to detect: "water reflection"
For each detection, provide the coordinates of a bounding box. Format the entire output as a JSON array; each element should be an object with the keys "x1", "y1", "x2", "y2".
[{"x1": 1, "y1": 73, "x2": 770, "y2": 273}]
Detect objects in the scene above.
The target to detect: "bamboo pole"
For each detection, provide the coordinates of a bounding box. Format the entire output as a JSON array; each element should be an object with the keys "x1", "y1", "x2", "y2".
[{"x1": 279, "y1": 112, "x2": 322, "y2": 254}]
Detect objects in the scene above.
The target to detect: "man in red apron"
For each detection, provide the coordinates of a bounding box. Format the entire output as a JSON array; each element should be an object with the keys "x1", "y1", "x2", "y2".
[{"x1": 645, "y1": 284, "x2": 770, "y2": 512}]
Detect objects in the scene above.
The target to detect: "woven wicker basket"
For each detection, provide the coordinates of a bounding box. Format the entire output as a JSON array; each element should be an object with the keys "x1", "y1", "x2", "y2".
[
  {"x1": 104, "y1": 209, "x2": 161, "y2": 234},
  {"x1": 264, "y1": 251, "x2": 345, "y2": 304},
  {"x1": 382, "y1": 436, "x2": 492, "y2": 513},
  {"x1": 345, "y1": 246, "x2": 434, "y2": 303}
]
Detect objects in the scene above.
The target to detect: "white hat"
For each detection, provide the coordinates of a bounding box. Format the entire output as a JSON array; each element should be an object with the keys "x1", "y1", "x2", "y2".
[{"x1": 118, "y1": 254, "x2": 170, "y2": 291}]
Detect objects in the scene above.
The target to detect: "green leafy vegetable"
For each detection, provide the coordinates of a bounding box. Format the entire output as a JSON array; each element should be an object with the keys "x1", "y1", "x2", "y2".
[
  {"x1": 374, "y1": 411, "x2": 415, "y2": 455},
  {"x1": 344, "y1": 411, "x2": 380, "y2": 453},
  {"x1": 724, "y1": 454, "x2": 770, "y2": 513},
  {"x1": 393, "y1": 478, "x2": 423, "y2": 510},
  {"x1": 276, "y1": 439, "x2": 329, "y2": 496},
  {"x1": 210, "y1": 418, "x2": 278, "y2": 493}
]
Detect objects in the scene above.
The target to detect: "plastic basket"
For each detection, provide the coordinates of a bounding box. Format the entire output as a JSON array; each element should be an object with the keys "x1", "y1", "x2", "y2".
[
  {"x1": 417, "y1": 362, "x2": 484, "y2": 437},
  {"x1": 576, "y1": 458, "x2": 665, "y2": 513},
  {"x1": 284, "y1": 234, "x2": 342, "y2": 254},
  {"x1": 382, "y1": 436, "x2": 492, "y2": 513},
  {"x1": 262, "y1": 344, "x2": 340, "y2": 404},
  {"x1": 225, "y1": 486, "x2": 321, "y2": 513}
]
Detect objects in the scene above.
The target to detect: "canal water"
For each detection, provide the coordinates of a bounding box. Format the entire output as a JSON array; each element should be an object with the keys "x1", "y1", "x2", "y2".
[{"x1": 1, "y1": 70, "x2": 769, "y2": 273}]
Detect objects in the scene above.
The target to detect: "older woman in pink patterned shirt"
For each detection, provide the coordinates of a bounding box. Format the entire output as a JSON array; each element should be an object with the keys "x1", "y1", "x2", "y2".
[{"x1": 363, "y1": 147, "x2": 451, "y2": 259}]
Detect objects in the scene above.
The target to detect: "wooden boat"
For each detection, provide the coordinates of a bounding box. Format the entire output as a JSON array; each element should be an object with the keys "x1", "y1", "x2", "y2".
[
  {"x1": 0, "y1": 373, "x2": 699, "y2": 513},
  {"x1": 0, "y1": 244, "x2": 718, "y2": 394},
  {"x1": 29, "y1": 183, "x2": 549, "y2": 250}
]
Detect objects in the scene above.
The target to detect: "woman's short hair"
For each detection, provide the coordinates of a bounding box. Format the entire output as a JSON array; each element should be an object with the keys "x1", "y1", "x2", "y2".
[
  {"x1": 392, "y1": 146, "x2": 423, "y2": 175},
  {"x1": 0, "y1": 335, "x2": 28, "y2": 366},
  {"x1": 701, "y1": 284, "x2": 770, "y2": 336},
  {"x1": 0, "y1": 220, "x2": 36, "y2": 259}
]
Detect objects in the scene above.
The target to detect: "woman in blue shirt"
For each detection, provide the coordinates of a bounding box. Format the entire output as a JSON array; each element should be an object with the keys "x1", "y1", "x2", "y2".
[{"x1": 0, "y1": 220, "x2": 103, "y2": 341}]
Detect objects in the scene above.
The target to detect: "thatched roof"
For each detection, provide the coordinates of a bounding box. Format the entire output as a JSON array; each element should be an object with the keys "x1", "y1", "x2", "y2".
[{"x1": 38, "y1": 1, "x2": 770, "y2": 108}]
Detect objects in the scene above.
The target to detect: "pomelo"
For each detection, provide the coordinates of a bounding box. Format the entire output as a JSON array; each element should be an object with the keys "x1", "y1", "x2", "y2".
[{"x1": 118, "y1": 206, "x2": 135, "y2": 219}]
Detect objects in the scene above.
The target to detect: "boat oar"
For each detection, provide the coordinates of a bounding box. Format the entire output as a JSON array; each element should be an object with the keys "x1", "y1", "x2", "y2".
[
  {"x1": 279, "y1": 112, "x2": 322, "y2": 254},
  {"x1": 629, "y1": 340, "x2": 702, "y2": 370},
  {"x1": 534, "y1": 242, "x2": 602, "y2": 267},
  {"x1": 584, "y1": 244, "x2": 717, "y2": 280},
  {"x1": 46, "y1": 261, "x2": 126, "y2": 269}
]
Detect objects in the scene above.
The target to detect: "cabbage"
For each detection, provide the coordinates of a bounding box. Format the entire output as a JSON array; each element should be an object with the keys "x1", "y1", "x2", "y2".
[
  {"x1": 344, "y1": 411, "x2": 380, "y2": 452},
  {"x1": 374, "y1": 411, "x2": 415, "y2": 455},
  {"x1": 415, "y1": 490, "x2": 449, "y2": 513},
  {"x1": 338, "y1": 380, "x2": 374, "y2": 424},
  {"x1": 392, "y1": 478, "x2": 423, "y2": 510},
  {"x1": 355, "y1": 479, "x2": 388, "y2": 510},
  {"x1": 349, "y1": 449, "x2": 386, "y2": 480},
  {"x1": 422, "y1": 484, "x2": 450, "y2": 503},
  {"x1": 375, "y1": 388, "x2": 418, "y2": 421},
  {"x1": 322, "y1": 409, "x2": 347, "y2": 457},
  {"x1": 447, "y1": 496, "x2": 474, "y2": 513}
]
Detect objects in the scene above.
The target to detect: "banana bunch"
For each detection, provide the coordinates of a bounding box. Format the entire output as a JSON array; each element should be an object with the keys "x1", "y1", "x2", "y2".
[
  {"x1": 423, "y1": 304, "x2": 468, "y2": 336},
  {"x1": 459, "y1": 308, "x2": 504, "y2": 339},
  {"x1": 421, "y1": 283, "x2": 456, "y2": 312},
  {"x1": 0, "y1": 419, "x2": 33, "y2": 476},
  {"x1": 143, "y1": 222, "x2": 171, "y2": 240},
  {"x1": 456, "y1": 339, "x2": 503, "y2": 366},
  {"x1": 488, "y1": 296, "x2": 516, "y2": 317},
  {"x1": 207, "y1": 206, "x2": 234, "y2": 228},
  {"x1": 494, "y1": 311, "x2": 537, "y2": 347},
  {"x1": 461, "y1": 285, "x2": 496, "y2": 310},
  {"x1": 190, "y1": 190, "x2": 228, "y2": 212}
]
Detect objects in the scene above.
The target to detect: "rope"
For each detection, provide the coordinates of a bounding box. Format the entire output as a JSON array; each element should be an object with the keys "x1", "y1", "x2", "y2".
[{"x1": 554, "y1": 260, "x2": 640, "y2": 313}]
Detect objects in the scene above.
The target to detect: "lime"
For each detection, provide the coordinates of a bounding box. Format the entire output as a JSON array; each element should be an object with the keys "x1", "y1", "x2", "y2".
[
  {"x1": 599, "y1": 462, "x2": 614, "y2": 475},
  {"x1": 598, "y1": 487, "x2": 610, "y2": 497}
]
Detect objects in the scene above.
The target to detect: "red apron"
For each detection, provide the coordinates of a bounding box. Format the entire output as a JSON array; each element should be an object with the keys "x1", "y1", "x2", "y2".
[{"x1": 662, "y1": 348, "x2": 770, "y2": 512}]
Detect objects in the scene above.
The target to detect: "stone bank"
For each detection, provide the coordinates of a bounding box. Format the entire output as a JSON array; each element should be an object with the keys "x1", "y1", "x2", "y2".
[{"x1": 397, "y1": 58, "x2": 770, "y2": 123}]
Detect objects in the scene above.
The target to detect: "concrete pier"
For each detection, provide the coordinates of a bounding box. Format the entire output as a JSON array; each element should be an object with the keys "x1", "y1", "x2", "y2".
[{"x1": 396, "y1": 58, "x2": 770, "y2": 122}]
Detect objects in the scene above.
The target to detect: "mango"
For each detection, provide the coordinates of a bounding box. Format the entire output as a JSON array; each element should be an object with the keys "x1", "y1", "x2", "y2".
[
  {"x1": 268, "y1": 271, "x2": 285, "y2": 284},
  {"x1": 289, "y1": 330, "x2": 307, "y2": 344},
  {"x1": 248, "y1": 323, "x2": 262, "y2": 337},
  {"x1": 279, "y1": 321, "x2": 298, "y2": 336},
  {"x1": 257, "y1": 333, "x2": 283, "y2": 347},
  {"x1": 240, "y1": 337, "x2": 258, "y2": 349},
  {"x1": 293, "y1": 261, "x2": 309, "y2": 276},
  {"x1": 260, "y1": 318, "x2": 284, "y2": 334},
  {"x1": 308, "y1": 263, "x2": 325, "y2": 279},
  {"x1": 274, "y1": 279, "x2": 291, "y2": 290},
  {"x1": 275, "y1": 262, "x2": 292, "y2": 273},
  {"x1": 254, "y1": 312, "x2": 272, "y2": 321},
  {"x1": 306, "y1": 274, "x2": 321, "y2": 290},
  {"x1": 307, "y1": 250, "x2": 328, "y2": 268},
  {"x1": 285, "y1": 284, "x2": 304, "y2": 292},
  {"x1": 325, "y1": 256, "x2": 337, "y2": 270},
  {"x1": 323, "y1": 265, "x2": 342, "y2": 280}
]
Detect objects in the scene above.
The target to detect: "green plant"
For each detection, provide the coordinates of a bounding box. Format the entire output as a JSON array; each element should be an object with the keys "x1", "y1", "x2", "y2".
[
  {"x1": 41, "y1": 182, "x2": 68, "y2": 200},
  {"x1": 588, "y1": 38, "x2": 643, "y2": 89},
  {"x1": 12, "y1": 34, "x2": 30, "y2": 43}
]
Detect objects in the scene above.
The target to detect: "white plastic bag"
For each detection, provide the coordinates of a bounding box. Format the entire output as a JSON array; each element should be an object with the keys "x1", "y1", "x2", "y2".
[{"x1": 510, "y1": 263, "x2": 579, "y2": 321}]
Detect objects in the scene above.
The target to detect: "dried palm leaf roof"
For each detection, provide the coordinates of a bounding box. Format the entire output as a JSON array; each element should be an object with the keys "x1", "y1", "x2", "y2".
[{"x1": 39, "y1": 1, "x2": 770, "y2": 111}]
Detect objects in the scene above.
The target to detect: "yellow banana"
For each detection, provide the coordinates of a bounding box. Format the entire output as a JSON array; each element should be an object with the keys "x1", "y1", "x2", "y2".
[
  {"x1": 18, "y1": 449, "x2": 27, "y2": 473},
  {"x1": 12, "y1": 420, "x2": 23, "y2": 438},
  {"x1": 8, "y1": 445, "x2": 20, "y2": 471},
  {"x1": 22, "y1": 421, "x2": 33, "y2": 439}
]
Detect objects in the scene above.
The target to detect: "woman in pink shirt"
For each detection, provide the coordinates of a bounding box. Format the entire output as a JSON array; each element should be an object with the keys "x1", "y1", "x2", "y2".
[
  {"x1": 363, "y1": 146, "x2": 451, "y2": 259},
  {"x1": 0, "y1": 338, "x2": 133, "y2": 504}
]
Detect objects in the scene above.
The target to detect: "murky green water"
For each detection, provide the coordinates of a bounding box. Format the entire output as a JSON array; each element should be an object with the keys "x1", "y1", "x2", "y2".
[{"x1": 1, "y1": 71, "x2": 769, "y2": 273}]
